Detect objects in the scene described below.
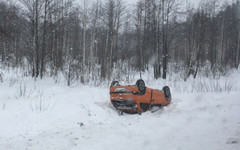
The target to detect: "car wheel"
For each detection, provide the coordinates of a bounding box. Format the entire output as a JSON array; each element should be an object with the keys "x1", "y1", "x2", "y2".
[
  {"x1": 111, "y1": 81, "x2": 119, "y2": 87},
  {"x1": 140, "y1": 103, "x2": 149, "y2": 112},
  {"x1": 136, "y1": 79, "x2": 146, "y2": 94},
  {"x1": 163, "y1": 86, "x2": 171, "y2": 100}
]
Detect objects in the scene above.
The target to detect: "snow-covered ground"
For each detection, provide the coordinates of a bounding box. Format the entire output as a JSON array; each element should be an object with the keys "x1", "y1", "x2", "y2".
[{"x1": 0, "y1": 68, "x2": 240, "y2": 150}]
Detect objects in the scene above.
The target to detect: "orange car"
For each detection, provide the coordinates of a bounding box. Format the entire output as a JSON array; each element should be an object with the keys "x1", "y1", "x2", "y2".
[{"x1": 110, "y1": 79, "x2": 171, "y2": 114}]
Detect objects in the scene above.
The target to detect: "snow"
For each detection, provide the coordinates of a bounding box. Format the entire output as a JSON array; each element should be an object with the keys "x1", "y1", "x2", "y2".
[{"x1": 0, "y1": 68, "x2": 240, "y2": 150}]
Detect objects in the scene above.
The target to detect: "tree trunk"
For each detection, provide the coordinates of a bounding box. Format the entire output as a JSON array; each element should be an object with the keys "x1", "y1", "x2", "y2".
[
  {"x1": 83, "y1": 13, "x2": 86, "y2": 68},
  {"x1": 35, "y1": 0, "x2": 39, "y2": 78},
  {"x1": 2, "y1": 41, "x2": 5, "y2": 63},
  {"x1": 41, "y1": 0, "x2": 48, "y2": 79},
  {"x1": 162, "y1": 0, "x2": 167, "y2": 79},
  {"x1": 236, "y1": 26, "x2": 240, "y2": 68}
]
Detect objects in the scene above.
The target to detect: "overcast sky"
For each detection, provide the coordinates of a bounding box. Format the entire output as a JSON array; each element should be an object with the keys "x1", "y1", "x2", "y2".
[
  {"x1": 74, "y1": 0, "x2": 233, "y2": 9},
  {"x1": 123, "y1": 0, "x2": 202, "y2": 5},
  {"x1": 123, "y1": 0, "x2": 233, "y2": 8},
  {"x1": 9, "y1": 0, "x2": 234, "y2": 10}
]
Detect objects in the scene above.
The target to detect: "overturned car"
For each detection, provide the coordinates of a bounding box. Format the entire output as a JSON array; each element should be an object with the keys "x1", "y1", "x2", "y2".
[{"x1": 110, "y1": 79, "x2": 171, "y2": 114}]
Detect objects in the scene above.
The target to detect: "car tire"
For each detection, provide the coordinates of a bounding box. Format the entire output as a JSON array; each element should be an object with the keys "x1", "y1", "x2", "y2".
[
  {"x1": 111, "y1": 81, "x2": 119, "y2": 87},
  {"x1": 140, "y1": 103, "x2": 149, "y2": 112},
  {"x1": 163, "y1": 86, "x2": 171, "y2": 101},
  {"x1": 136, "y1": 79, "x2": 146, "y2": 94}
]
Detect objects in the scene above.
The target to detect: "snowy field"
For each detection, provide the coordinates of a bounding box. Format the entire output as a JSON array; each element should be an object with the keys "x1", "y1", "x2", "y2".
[{"x1": 0, "y1": 68, "x2": 240, "y2": 150}]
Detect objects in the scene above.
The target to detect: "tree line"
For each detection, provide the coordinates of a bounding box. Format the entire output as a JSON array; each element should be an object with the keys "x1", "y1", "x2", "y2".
[{"x1": 0, "y1": 0, "x2": 239, "y2": 85}]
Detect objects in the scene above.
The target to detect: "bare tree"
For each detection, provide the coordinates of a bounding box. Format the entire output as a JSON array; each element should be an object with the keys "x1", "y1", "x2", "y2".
[
  {"x1": 236, "y1": 0, "x2": 240, "y2": 68},
  {"x1": 89, "y1": 0, "x2": 100, "y2": 80},
  {"x1": 19, "y1": 0, "x2": 45, "y2": 78},
  {"x1": 0, "y1": 0, "x2": 239, "y2": 83},
  {"x1": 161, "y1": 0, "x2": 178, "y2": 79}
]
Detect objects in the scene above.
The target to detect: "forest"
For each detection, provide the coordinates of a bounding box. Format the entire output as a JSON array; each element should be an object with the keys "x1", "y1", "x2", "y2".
[
  {"x1": 0, "y1": 0, "x2": 239, "y2": 85},
  {"x1": 1, "y1": 1, "x2": 240, "y2": 149}
]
